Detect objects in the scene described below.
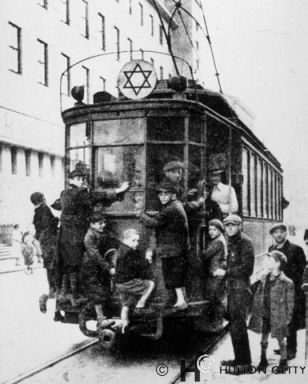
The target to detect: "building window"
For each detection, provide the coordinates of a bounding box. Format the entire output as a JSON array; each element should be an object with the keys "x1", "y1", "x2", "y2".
[
  {"x1": 50, "y1": 155, "x2": 55, "y2": 177},
  {"x1": 99, "y1": 76, "x2": 106, "y2": 91},
  {"x1": 196, "y1": 20, "x2": 199, "y2": 31},
  {"x1": 129, "y1": 0, "x2": 132, "y2": 14},
  {"x1": 37, "y1": 39, "x2": 48, "y2": 86},
  {"x1": 139, "y1": 3, "x2": 143, "y2": 26},
  {"x1": 82, "y1": 0, "x2": 89, "y2": 39},
  {"x1": 98, "y1": 13, "x2": 106, "y2": 51},
  {"x1": 196, "y1": 59, "x2": 199, "y2": 71},
  {"x1": 61, "y1": 53, "x2": 70, "y2": 96},
  {"x1": 140, "y1": 49, "x2": 144, "y2": 60},
  {"x1": 159, "y1": 24, "x2": 163, "y2": 45},
  {"x1": 114, "y1": 26, "x2": 120, "y2": 61},
  {"x1": 38, "y1": 0, "x2": 48, "y2": 9},
  {"x1": 38, "y1": 153, "x2": 44, "y2": 177},
  {"x1": 151, "y1": 57, "x2": 154, "y2": 67},
  {"x1": 82, "y1": 65, "x2": 90, "y2": 103},
  {"x1": 60, "y1": 0, "x2": 70, "y2": 25},
  {"x1": 150, "y1": 14, "x2": 154, "y2": 36},
  {"x1": 127, "y1": 38, "x2": 133, "y2": 60},
  {"x1": 11, "y1": 147, "x2": 17, "y2": 175},
  {"x1": 8, "y1": 22, "x2": 22, "y2": 74},
  {"x1": 159, "y1": 66, "x2": 164, "y2": 80},
  {"x1": 25, "y1": 150, "x2": 31, "y2": 176}
]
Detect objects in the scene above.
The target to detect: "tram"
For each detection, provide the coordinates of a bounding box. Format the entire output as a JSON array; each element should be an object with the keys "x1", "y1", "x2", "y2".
[{"x1": 58, "y1": 59, "x2": 283, "y2": 349}]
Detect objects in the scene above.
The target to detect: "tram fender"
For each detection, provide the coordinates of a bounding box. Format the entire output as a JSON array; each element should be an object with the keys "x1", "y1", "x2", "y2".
[{"x1": 79, "y1": 306, "x2": 99, "y2": 338}]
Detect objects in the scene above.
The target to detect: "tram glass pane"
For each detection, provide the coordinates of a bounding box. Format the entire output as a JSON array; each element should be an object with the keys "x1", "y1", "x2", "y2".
[
  {"x1": 147, "y1": 117, "x2": 184, "y2": 141},
  {"x1": 93, "y1": 119, "x2": 144, "y2": 145},
  {"x1": 68, "y1": 147, "x2": 90, "y2": 172},
  {"x1": 146, "y1": 144, "x2": 184, "y2": 210},
  {"x1": 263, "y1": 164, "x2": 268, "y2": 219},
  {"x1": 188, "y1": 145, "x2": 202, "y2": 189},
  {"x1": 257, "y1": 158, "x2": 262, "y2": 217},
  {"x1": 69, "y1": 123, "x2": 90, "y2": 147},
  {"x1": 189, "y1": 117, "x2": 202, "y2": 143},
  {"x1": 268, "y1": 167, "x2": 272, "y2": 219},
  {"x1": 250, "y1": 154, "x2": 256, "y2": 217},
  {"x1": 242, "y1": 148, "x2": 249, "y2": 216},
  {"x1": 95, "y1": 146, "x2": 144, "y2": 212}
]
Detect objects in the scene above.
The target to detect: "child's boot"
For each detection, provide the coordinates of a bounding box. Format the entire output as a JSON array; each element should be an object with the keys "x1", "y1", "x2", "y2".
[
  {"x1": 258, "y1": 342, "x2": 268, "y2": 369},
  {"x1": 278, "y1": 342, "x2": 288, "y2": 373}
]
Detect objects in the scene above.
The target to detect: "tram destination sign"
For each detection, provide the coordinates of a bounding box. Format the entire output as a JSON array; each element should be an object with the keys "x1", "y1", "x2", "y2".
[{"x1": 117, "y1": 60, "x2": 157, "y2": 100}]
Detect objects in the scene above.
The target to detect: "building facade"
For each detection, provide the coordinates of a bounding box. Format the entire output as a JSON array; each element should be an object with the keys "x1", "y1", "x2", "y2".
[{"x1": 0, "y1": 0, "x2": 208, "y2": 240}]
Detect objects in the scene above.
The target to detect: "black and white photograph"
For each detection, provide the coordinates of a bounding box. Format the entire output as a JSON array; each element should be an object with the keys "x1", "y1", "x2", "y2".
[{"x1": 0, "y1": 1, "x2": 307, "y2": 383}]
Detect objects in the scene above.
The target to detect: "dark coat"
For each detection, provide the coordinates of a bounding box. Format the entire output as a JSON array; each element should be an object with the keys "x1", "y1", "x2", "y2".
[
  {"x1": 115, "y1": 243, "x2": 153, "y2": 284},
  {"x1": 201, "y1": 237, "x2": 226, "y2": 275},
  {"x1": 82, "y1": 227, "x2": 120, "y2": 285},
  {"x1": 33, "y1": 203, "x2": 54, "y2": 240},
  {"x1": 249, "y1": 272, "x2": 294, "y2": 338},
  {"x1": 139, "y1": 199, "x2": 190, "y2": 258},
  {"x1": 226, "y1": 232, "x2": 254, "y2": 283},
  {"x1": 59, "y1": 185, "x2": 118, "y2": 266},
  {"x1": 39, "y1": 228, "x2": 59, "y2": 269},
  {"x1": 269, "y1": 240, "x2": 306, "y2": 330}
]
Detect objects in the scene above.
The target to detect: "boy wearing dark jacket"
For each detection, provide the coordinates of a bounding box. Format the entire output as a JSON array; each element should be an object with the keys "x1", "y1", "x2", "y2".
[
  {"x1": 249, "y1": 251, "x2": 294, "y2": 371},
  {"x1": 81, "y1": 212, "x2": 120, "y2": 329},
  {"x1": 139, "y1": 180, "x2": 190, "y2": 309}
]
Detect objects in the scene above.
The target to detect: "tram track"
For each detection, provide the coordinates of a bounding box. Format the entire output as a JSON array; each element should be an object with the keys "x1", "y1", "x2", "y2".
[{"x1": 4, "y1": 325, "x2": 228, "y2": 384}]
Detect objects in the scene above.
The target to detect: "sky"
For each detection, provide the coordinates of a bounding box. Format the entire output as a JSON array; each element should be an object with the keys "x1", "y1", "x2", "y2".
[{"x1": 201, "y1": 0, "x2": 308, "y2": 230}]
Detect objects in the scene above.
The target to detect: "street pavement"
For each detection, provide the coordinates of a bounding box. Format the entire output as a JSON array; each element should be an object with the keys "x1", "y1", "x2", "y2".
[{"x1": 0, "y1": 268, "x2": 91, "y2": 384}]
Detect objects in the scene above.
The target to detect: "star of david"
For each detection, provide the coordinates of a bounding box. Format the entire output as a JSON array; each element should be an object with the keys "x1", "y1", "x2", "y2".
[{"x1": 123, "y1": 63, "x2": 152, "y2": 96}]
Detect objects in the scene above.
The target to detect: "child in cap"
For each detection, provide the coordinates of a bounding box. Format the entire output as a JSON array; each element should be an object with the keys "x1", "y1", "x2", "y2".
[
  {"x1": 116, "y1": 228, "x2": 154, "y2": 331},
  {"x1": 139, "y1": 180, "x2": 190, "y2": 310},
  {"x1": 249, "y1": 250, "x2": 294, "y2": 371},
  {"x1": 81, "y1": 212, "x2": 120, "y2": 329},
  {"x1": 22, "y1": 232, "x2": 35, "y2": 274},
  {"x1": 201, "y1": 219, "x2": 227, "y2": 331}
]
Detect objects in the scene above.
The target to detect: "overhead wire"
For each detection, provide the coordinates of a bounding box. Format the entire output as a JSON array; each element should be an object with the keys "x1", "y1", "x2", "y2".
[{"x1": 169, "y1": 0, "x2": 223, "y2": 93}]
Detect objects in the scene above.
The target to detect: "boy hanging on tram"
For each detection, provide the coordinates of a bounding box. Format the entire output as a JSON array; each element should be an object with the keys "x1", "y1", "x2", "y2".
[
  {"x1": 54, "y1": 164, "x2": 129, "y2": 307},
  {"x1": 115, "y1": 228, "x2": 155, "y2": 331},
  {"x1": 81, "y1": 212, "x2": 120, "y2": 329},
  {"x1": 138, "y1": 180, "x2": 190, "y2": 310}
]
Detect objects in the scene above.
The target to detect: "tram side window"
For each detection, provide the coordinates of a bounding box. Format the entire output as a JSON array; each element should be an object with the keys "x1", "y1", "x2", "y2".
[
  {"x1": 188, "y1": 145, "x2": 202, "y2": 190},
  {"x1": 242, "y1": 148, "x2": 249, "y2": 216},
  {"x1": 250, "y1": 153, "x2": 256, "y2": 217},
  {"x1": 257, "y1": 158, "x2": 263, "y2": 217},
  {"x1": 146, "y1": 144, "x2": 184, "y2": 210},
  {"x1": 268, "y1": 167, "x2": 272, "y2": 219},
  {"x1": 95, "y1": 146, "x2": 145, "y2": 212},
  {"x1": 263, "y1": 163, "x2": 268, "y2": 219},
  {"x1": 69, "y1": 123, "x2": 90, "y2": 147}
]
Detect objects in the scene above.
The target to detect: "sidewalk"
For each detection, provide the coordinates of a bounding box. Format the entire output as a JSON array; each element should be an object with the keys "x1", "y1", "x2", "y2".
[
  {"x1": 0, "y1": 259, "x2": 43, "y2": 274},
  {"x1": 185, "y1": 329, "x2": 307, "y2": 383}
]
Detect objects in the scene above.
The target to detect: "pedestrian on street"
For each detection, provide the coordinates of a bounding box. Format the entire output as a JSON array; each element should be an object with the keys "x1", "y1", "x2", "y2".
[
  {"x1": 22, "y1": 232, "x2": 35, "y2": 274},
  {"x1": 214, "y1": 214, "x2": 254, "y2": 373},
  {"x1": 11, "y1": 224, "x2": 23, "y2": 266},
  {"x1": 249, "y1": 251, "x2": 294, "y2": 372},
  {"x1": 269, "y1": 223, "x2": 306, "y2": 360}
]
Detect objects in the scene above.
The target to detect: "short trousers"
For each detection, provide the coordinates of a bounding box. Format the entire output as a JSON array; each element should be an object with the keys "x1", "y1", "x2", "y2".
[
  {"x1": 116, "y1": 279, "x2": 152, "y2": 307},
  {"x1": 162, "y1": 256, "x2": 187, "y2": 289}
]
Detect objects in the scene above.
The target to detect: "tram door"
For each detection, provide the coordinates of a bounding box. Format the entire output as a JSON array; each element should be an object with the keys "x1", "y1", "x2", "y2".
[{"x1": 64, "y1": 100, "x2": 208, "y2": 303}]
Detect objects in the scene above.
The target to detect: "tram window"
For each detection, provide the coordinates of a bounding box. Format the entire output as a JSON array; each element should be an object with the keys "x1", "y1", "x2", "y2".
[
  {"x1": 189, "y1": 117, "x2": 202, "y2": 143},
  {"x1": 147, "y1": 117, "x2": 184, "y2": 141},
  {"x1": 68, "y1": 147, "x2": 90, "y2": 172},
  {"x1": 188, "y1": 145, "x2": 202, "y2": 190},
  {"x1": 257, "y1": 158, "x2": 262, "y2": 217},
  {"x1": 93, "y1": 119, "x2": 144, "y2": 145},
  {"x1": 264, "y1": 164, "x2": 269, "y2": 219},
  {"x1": 250, "y1": 154, "x2": 256, "y2": 217},
  {"x1": 146, "y1": 144, "x2": 184, "y2": 210},
  {"x1": 69, "y1": 123, "x2": 90, "y2": 147},
  {"x1": 268, "y1": 167, "x2": 272, "y2": 219},
  {"x1": 95, "y1": 146, "x2": 145, "y2": 212},
  {"x1": 242, "y1": 148, "x2": 249, "y2": 216}
]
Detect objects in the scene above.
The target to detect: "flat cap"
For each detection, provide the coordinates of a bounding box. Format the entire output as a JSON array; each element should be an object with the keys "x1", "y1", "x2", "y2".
[
  {"x1": 156, "y1": 180, "x2": 176, "y2": 194},
  {"x1": 163, "y1": 161, "x2": 184, "y2": 173},
  {"x1": 269, "y1": 223, "x2": 287, "y2": 234},
  {"x1": 223, "y1": 214, "x2": 242, "y2": 225},
  {"x1": 208, "y1": 219, "x2": 225, "y2": 233},
  {"x1": 68, "y1": 169, "x2": 86, "y2": 179}
]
